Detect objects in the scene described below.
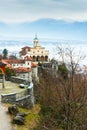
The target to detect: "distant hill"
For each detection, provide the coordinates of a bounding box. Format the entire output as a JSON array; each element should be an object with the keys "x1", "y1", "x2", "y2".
[{"x1": 0, "y1": 18, "x2": 87, "y2": 40}]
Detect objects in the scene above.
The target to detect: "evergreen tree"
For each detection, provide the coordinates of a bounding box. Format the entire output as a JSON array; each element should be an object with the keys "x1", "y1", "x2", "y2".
[{"x1": 2, "y1": 48, "x2": 8, "y2": 59}]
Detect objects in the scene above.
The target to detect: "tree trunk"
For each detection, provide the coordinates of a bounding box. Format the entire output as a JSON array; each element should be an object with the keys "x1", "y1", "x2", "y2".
[{"x1": 2, "y1": 74, "x2": 5, "y2": 89}]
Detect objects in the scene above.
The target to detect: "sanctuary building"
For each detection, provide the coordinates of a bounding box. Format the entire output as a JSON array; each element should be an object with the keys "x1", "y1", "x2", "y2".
[{"x1": 20, "y1": 36, "x2": 49, "y2": 63}]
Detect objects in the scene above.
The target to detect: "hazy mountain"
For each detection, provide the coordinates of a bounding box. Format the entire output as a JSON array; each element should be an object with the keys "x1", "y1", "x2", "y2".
[{"x1": 0, "y1": 18, "x2": 87, "y2": 41}]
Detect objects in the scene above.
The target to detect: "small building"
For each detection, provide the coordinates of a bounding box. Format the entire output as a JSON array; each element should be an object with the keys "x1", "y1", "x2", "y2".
[
  {"x1": 0, "y1": 55, "x2": 38, "y2": 82},
  {"x1": 1, "y1": 56, "x2": 32, "y2": 69}
]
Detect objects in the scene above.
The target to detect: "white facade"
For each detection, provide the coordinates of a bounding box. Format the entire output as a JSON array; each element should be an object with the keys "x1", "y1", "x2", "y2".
[
  {"x1": 11, "y1": 60, "x2": 31, "y2": 68},
  {"x1": 20, "y1": 36, "x2": 49, "y2": 63}
]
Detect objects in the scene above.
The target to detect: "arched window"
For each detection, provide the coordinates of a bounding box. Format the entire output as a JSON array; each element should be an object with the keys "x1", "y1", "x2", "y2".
[
  {"x1": 45, "y1": 56, "x2": 48, "y2": 61},
  {"x1": 41, "y1": 56, "x2": 44, "y2": 61},
  {"x1": 33, "y1": 56, "x2": 36, "y2": 61},
  {"x1": 36, "y1": 56, "x2": 40, "y2": 61}
]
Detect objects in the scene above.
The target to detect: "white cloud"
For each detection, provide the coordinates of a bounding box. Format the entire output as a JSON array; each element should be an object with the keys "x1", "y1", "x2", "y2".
[{"x1": 0, "y1": 0, "x2": 87, "y2": 23}]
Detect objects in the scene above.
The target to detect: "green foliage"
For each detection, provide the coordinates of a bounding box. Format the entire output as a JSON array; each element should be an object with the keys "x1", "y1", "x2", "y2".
[
  {"x1": 34, "y1": 66, "x2": 87, "y2": 130},
  {"x1": 5, "y1": 67, "x2": 16, "y2": 80},
  {"x1": 2, "y1": 48, "x2": 8, "y2": 59},
  {"x1": 51, "y1": 58, "x2": 57, "y2": 63},
  {"x1": 58, "y1": 63, "x2": 68, "y2": 79}
]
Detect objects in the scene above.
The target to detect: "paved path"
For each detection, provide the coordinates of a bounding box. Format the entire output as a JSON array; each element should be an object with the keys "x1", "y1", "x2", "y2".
[
  {"x1": 0, "y1": 103, "x2": 12, "y2": 130},
  {"x1": 0, "y1": 81, "x2": 22, "y2": 130}
]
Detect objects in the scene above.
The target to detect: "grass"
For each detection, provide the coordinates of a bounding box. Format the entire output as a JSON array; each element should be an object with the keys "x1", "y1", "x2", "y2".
[
  {"x1": 1, "y1": 81, "x2": 63, "y2": 130},
  {"x1": 17, "y1": 104, "x2": 41, "y2": 130},
  {"x1": 5, "y1": 104, "x2": 41, "y2": 130},
  {"x1": 0, "y1": 81, "x2": 41, "y2": 130},
  {"x1": 0, "y1": 81, "x2": 25, "y2": 95}
]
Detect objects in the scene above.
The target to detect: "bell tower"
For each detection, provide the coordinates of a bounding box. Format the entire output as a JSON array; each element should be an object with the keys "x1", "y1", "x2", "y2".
[{"x1": 33, "y1": 35, "x2": 40, "y2": 47}]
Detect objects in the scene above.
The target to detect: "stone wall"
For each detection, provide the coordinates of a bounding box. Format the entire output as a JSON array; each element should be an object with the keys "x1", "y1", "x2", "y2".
[
  {"x1": 1, "y1": 87, "x2": 34, "y2": 109},
  {"x1": 16, "y1": 90, "x2": 28, "y2": 99},
  {"x1": 11, "y1": 76, "x2": 27, "y2": 84},
  {"x1": 1, "y1": 93, "x2": 16, "y2": 104},
  {"x1": 16, "y1": 95, "x2": 33, "y2": 109}
]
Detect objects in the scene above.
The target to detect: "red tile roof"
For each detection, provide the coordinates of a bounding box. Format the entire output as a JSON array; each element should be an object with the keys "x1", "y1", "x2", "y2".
[
  {"x1": 19, "y1": 51, "x2": 26, "y2": 55},
  {"x1": 7, "y1": 59, "x2": 25, "y2": 64},
  {"x1": 32, "y1": 62, "x2": 38, "y2": 67},
  {"x1": 2, "y1": 58, "x2": 33, "y2": 64},
  {"x1": 14, "y1": 67, "x2": 32, "y2": 73},
  {"x1": 1, "y1": 60, "x2": 13, "y2": 68},
  {"x1": 1, "y1": 60, "x2": 8, "y2": 64},
  {"x1": 20, "y1": 46, "x2": 31, "y2": 55},
  {"x1": 22, "y1": 46, "x2": 31, "y2": 50},
  {"x1": 24, "y1": 56, "x2": 32, "y2": 61}
]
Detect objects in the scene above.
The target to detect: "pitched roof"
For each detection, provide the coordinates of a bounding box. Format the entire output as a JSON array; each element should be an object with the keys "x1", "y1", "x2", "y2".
[
  {"x1": 19, "y1": 50, "x2": 26, "y2": 55},
  {"x1": 20, "y1": 46, "x2": 31, "y2": 55},
  {"x1": 0, "y1": 61, "x2": 6, "y2": 66},
  {"x1": 7, "y1": 59, "x2": 25, "y2": 64},
  {"x1": 22, "y1": 46, "x2": 31, "y2": 50},
  {"x1": 14, "y1": 67, "x2": 32, "y2": 73},
  {"x1": 24, "y1": 56, "x2": 32, "y2": 61},
  {"x1": 32, "y1": 62, "x2": 38, "y2": 67}
]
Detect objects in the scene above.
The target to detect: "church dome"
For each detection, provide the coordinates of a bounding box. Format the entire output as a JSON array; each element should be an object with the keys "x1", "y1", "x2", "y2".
[{"x1": 33, "y1": 35, "x2": 38, "y2": 41}]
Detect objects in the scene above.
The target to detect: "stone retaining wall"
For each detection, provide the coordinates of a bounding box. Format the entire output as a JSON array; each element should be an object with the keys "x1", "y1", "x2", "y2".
[
  {"x1": 1, "y1": 77, "x2": 34, "y2": 109},
  {"x1": 11, "y1": 76, "x2": 27, "y2": 84},
  {"x1": 16, "y1": 95, "x2": 33, "y2": 109},
  {"x1": 1, "y1": 90, "x2": 34, "y2": 109},
  {"x1": 16, "y1": 90, "x2": 28, "y2": 99},
  {"x1": 1, "y1": 93, "x2": 16, "y2": 104}
]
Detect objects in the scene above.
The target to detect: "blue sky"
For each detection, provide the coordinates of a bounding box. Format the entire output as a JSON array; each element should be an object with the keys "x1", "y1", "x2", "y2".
[{"x1": 0, "y1": 0, "x2": 87, "y2": 41}]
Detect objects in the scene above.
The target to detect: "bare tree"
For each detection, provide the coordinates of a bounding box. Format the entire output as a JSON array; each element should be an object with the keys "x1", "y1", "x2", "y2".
[
  {"x1": 35, "y1": 45, "x2": 87, "y2": 130},
  {"x1": 56, "y1": 45, "x2": 87, "y2": 130}
]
